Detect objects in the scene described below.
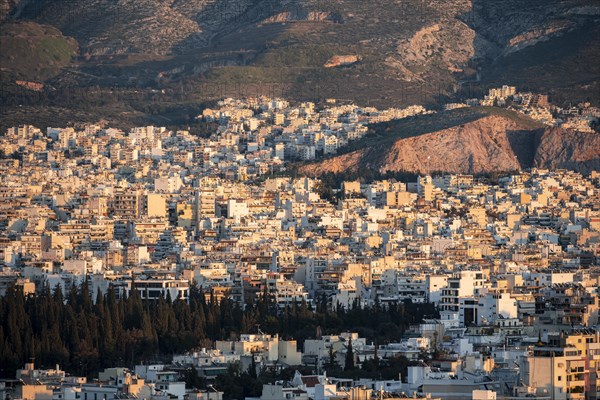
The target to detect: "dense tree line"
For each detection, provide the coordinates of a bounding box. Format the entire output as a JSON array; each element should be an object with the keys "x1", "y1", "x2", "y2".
[{"x1": 0, "y1": 281, "x2": 437, "y2": 379}]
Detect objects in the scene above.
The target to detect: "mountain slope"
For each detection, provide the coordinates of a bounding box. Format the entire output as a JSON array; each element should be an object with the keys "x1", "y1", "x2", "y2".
[
  {"x1": 0, "y1": 0, "x2": 597, "y2": 105},
  {"x1": 0, "y1": 0, "x2": 598, "y2": 132},
  {"x1": 0, "y1": 21, "x2": 78, "y2": 81},
  {"x1": 299, "y1": 108, "x2": 600, "y2": 176},
  {"x1": 534, "y1": 128, "x2": 600, "y2": 173},
  {"x1": 7, "y1": 0, "x2": 203, "y2": 55}
]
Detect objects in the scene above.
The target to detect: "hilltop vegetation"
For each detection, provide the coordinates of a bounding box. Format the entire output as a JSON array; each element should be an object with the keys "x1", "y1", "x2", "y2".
[{"x1": 0, "y1": 21, "x2": 77, "y2": 81}]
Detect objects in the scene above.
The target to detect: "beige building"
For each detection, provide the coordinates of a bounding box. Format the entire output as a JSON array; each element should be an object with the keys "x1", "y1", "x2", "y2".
[
  {"x1": 520, "y1": 330, "x2": 600, "y2": 399},
  {"x1": 112, "y1": 191, "x2": 141, "y2": 219},
  {"x1": 145, "y1": 193, "x2": 166, "y2": 218},
  {"x1": 216, "y1": 334, "x2": 301, "y2": 366}
]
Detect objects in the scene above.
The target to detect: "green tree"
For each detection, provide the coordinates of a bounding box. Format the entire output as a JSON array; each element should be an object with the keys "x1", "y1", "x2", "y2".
[{"x1": 344, "y1": 339, "x2": 355, "y2": 371}]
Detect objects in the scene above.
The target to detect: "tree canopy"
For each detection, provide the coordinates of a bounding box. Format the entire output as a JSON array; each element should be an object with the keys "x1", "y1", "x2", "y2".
[{"x1": 0, "y1": 281, "x2": 437, "y2": 379}]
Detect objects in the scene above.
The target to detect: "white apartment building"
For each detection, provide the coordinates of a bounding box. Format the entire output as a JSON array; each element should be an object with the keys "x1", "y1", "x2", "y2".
[{"x1": 439, "y1": 270, "x2": 487, "y2": 326}]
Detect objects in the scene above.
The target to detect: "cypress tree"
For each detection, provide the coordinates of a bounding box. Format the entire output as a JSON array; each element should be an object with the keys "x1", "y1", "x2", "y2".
[{"x1": 344, "y1": 338, "x2": 355, "y2": 371}]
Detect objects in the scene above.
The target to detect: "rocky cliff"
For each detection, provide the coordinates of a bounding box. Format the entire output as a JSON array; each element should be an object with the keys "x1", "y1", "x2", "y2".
[
  {"x1": 300, "y1": 109, "x2": 600, "y2": 176},
  {"x1": 534, "y1": 128, "x2": 600, "y2": 173}
]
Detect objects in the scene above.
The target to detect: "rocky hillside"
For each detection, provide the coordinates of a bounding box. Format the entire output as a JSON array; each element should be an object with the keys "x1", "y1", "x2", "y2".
[
  {"x1": 534, "y1": 128, "x2": 600, "y2": 173},
  {"x1": 0, "y1": 0, "x2": 598, "y2": 129},
  {"x1": 299, "y1": 108, "x2": 600, "y2": 176},
  {"x1": 1, "y1": 1, "x2": 598, "y2": 99}
]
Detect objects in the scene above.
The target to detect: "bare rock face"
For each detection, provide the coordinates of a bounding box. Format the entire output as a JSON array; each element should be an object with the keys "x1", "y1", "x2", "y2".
[
  {"x1": 261, "y1": 10, "x2": 340, "y2": 24},
  {"x1": 396, "y1": 21, "x2": 475, "y2": 71},
  {"x1": 377, "y1": 115, "x2": 537, "y2": 174},
  {"x1": 301, "y1": 115, "x2": 532, "y2": 175},
  {"x1": 324, "y1": 55, "x2": 359, "y2": 68},
  {"x1": 301, "y1": 112, "x2": 600, "y2": 176},
  {"x1": 534, "y1": 128, "x2": 600, "y2": 174},
  {"x1": 301, "y1": 152, "x2": 363, "y2": 175},
  {"x1": 15, "y1": 80, "x2": 44, "y2": 90},
  {"x1": 507, "y1": 21, "x2": 572, "y2": 47}
]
